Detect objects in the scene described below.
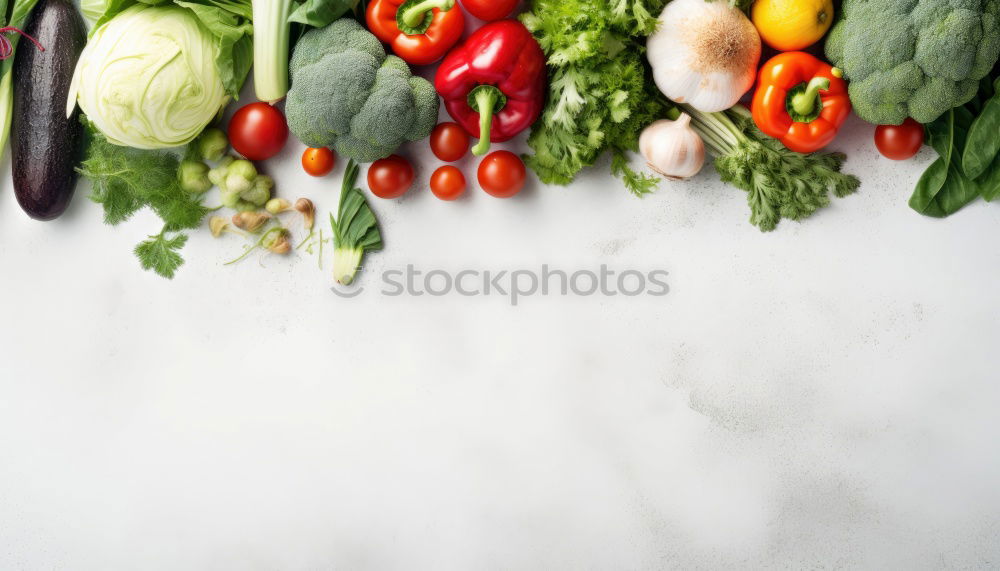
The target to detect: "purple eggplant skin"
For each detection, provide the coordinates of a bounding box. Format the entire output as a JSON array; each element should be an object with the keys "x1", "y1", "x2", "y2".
[{"x1": 11, "y1": 0, "x2": 87, "y2": 221}]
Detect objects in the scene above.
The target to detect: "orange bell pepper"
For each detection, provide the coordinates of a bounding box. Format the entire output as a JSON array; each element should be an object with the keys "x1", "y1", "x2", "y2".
[
  {"x1": 751, "y1": 52, "x2": 851, "y2": 154},
  {"x1": 366, "y1": 0, "x2": 465, "y2": 66}
]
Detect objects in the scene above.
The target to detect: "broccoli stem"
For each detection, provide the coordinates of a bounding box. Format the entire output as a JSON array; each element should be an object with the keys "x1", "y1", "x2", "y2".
[
  {"x1": 252, "y1": 0, "x2": 294, "y2": 104},
  {"x1": 399, "y1": 0, "x2": 454, "y2": 29},
  {"x1": 469, "y1": 85, "x2": 506, "y2": 156},
  {"x1": 789, "y1": 77, "x2": 830, "y2": 122}
]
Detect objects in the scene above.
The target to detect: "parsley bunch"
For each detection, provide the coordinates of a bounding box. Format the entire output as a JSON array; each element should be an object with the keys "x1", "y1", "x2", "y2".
[
  {"x1": 78, "y1": 130, "x2": 211, "y2": 278},
  {"x1": 521, "y1": 0, "x2": 668, "y2": 197},
  {"x1": 676, "y1": 104, "x2": 860, "y2": 231}
]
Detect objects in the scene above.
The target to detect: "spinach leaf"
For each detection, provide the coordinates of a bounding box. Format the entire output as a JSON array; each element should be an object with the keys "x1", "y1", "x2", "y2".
[
  {"x1": 961, "y1": 96, "x2": 1000, "y2": 180},
  {"x1": 980, "y1": 153, "x2": 1000, "y2": 202},
  {"x1": 910, "y1": 110, "x2": 954, "y2": 214}
]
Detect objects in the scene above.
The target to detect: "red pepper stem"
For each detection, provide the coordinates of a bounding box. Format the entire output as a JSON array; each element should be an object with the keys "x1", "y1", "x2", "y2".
[
  {"x1": 399, "y1": 0, "x2": 454, "y2": 29},
  {"x1": 790, "y1": 76, "x2": 830, "y2": 119},
  {"x1": 469, "y1": 85, "x2": 506, "y2": 156}
]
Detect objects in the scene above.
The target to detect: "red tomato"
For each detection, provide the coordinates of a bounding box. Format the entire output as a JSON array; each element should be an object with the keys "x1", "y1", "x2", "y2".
[
  {"x1": 302, "y1": 148, "x2": 335, "y2": 177},
  {"x1": 430, "y1": 122, "x2": 470, "y2": 162},
  {"x1": 460, "y1": 0, "x2": 517, "y2": 21},
  {"x1": 478, "y1": 150, "x2": 526, "y2": 198},
  {"x1": 875, "y1": 119, "x2": 925, "y2": 161},
  {"x1": 228, "y1": 102, "x2": 288, "y2": 161},
  {"x1": 430, "y1": 166, "x2": 467, "y2": 201},
  {"x1": 368, "y1": 155, "x2": 414, "y2": 199}
]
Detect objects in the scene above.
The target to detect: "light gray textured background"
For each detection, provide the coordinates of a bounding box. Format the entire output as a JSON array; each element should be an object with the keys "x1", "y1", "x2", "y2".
[{"x1": 3, "y1": 109, "x2": 999, "y2": 568}]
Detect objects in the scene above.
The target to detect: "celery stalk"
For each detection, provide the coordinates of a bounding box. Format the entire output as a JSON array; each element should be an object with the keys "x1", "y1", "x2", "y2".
[{"x1": 251, "y1": 0, "x2": 293, "y2": 104}]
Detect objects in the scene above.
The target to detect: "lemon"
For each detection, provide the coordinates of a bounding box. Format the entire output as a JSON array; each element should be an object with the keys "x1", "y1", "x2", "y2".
[{"x1": 751, "y1": 0, "x2": 835, "y2": 51}]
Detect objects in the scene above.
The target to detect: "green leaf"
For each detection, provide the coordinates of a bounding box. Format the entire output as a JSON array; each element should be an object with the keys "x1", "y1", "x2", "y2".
[
  {"x1": 978, "y1": 153, "x2": 1000, "y2": 202},
  {"x1": 288, "y1": 0, "x2": 356, "y2": 27},
  {"x1": 910, "y1": 110, "x2": 954, "y2": 215},
  {"x1": 134, "y1": 232, "x2": 189, "y2": 279},
  {"x1": 961, "y1": 96, "x2": 1000, "y2": 180}
]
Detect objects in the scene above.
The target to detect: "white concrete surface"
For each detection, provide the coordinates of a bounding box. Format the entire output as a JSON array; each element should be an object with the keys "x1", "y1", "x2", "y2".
[{"x1": 2, "y1": 99, "x2": 1000, "y2": 568}]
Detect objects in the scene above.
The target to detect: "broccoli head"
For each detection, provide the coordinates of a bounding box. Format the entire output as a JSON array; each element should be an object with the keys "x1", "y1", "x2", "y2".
[
  {"x1": 285, "y1": 19, "x2": 439, "y2": 163},
  {"x1": 826, "y1": 0, "x2": 1000, "y2": 125}
]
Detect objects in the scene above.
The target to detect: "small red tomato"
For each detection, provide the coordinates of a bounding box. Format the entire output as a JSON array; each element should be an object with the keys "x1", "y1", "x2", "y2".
[
  {"x1": 302, "y1": 148, "x2": 336, "y2": 177},
  {"x1": 430, "y1": 122, "x2": 470, "y2": 162},
  {"x1": 368, "y1": 155, "x2": 414, "y2": 199},
  {"x1": 875, "y1": 119, "x2": 925, "y2": 161},
  {"x1": 460, "y1": 0, "x2": 517, "y2": 21},
  {"x1": 478, "y1": 150, "x2": 526, "y2": 198},
  {"x1": 228, "y1": 102, "x2": 289, "y2": 161},
  {"x1": 430, "y1": 166, "x2": 467, "y2": 201}
]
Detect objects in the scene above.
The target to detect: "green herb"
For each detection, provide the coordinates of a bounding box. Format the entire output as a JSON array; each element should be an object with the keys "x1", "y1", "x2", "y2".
[
  {"x1": 135, "y1": 232, "x2": 188, "y2": 279},
  {"x1": 330, "y1": 160, "x2": 382, "y2": 285},
  {"x1": 520, "y1": 0, "x2": 668, "y2": 197},
  {"x1": 674, "y1": 104, "x2": 860, "y2": 232},
  {"x1": 78, "y1": 128, "x2": 211, "y2": 278}
]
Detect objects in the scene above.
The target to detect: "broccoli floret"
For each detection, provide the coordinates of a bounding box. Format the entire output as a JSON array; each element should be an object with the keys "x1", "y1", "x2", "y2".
[
  {"x1": 285, "y1": 19, "x2": 439, "y2": 163},
  {"x1": 826, "y1": 0, "x2": 1000, "y2": 125}
]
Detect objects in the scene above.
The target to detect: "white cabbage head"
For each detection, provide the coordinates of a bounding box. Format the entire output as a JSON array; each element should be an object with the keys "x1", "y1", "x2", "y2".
[{"x1": 67, "y1": 4, "x2": 228, "y2": 149}]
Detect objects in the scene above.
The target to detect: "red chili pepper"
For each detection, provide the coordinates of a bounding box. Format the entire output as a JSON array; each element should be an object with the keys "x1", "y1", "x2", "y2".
[
  {"x1": 0, "y1": 27, "x2": 44, "y2": 60},
  {"x1": 460, "y1": 0, "x2": 517, "y2": 21},
  {"x1": 751, "y1": 51, "x2": 851, "y2": 154},
  {"x1": 366, "y1": 0, "x2": 464, "y2": 66},
  {"x1": 434, "y1": 19, "x2": 547, "y2": 156}
]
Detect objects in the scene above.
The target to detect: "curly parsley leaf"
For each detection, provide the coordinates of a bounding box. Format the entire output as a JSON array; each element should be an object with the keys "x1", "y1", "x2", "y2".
[{"x1": 521, "y1": 0, "x2": 669, "y2": 197}]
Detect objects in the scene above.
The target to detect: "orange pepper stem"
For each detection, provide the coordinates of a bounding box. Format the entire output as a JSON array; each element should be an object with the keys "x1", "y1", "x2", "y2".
[
  {"x1": 788, "y1": 77, "x2": 831, "y2": 123},
  {"x1": 469, "y1": 85, "x2": 507, "y2": 156},
  {"x1": 397, "y1": 0, "x2": 454, "y2": 34}
]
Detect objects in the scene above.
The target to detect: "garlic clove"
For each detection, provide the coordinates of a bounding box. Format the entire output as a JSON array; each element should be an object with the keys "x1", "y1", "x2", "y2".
[{"x1": 639, "y1": 114, "x2": 706, "y2": 181}]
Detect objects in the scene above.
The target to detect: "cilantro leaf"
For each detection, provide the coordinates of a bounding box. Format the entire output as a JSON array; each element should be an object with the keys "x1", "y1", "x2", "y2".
[{"x1": 134, "y1": 232, "x2": 189, "y2": 279}]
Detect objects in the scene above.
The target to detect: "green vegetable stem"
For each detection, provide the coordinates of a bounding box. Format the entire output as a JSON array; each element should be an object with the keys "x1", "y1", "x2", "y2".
[{"x1": 252, "y1": 0, "x2": 362, "y2": 104}]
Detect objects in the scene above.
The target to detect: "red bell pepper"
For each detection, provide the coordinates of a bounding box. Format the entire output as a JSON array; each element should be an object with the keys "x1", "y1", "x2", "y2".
[
  {"x1": 366, "y1": 0, "x2": 464, "y2": 66},
  {"x1": 434, "y1": 19, "x2": 547, "y2": 156},
  {"x1": 459, "y1": 0, "x2": 517, "y2": 21},
  {"x1": 751, "y1": 51, "x2": 851, "y2": 154}
]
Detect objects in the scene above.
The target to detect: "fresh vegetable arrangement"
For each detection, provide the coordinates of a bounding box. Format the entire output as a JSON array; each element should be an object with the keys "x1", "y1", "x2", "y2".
[{"x1": 2, "y1": 0, "x2": 999, "y2": 282}]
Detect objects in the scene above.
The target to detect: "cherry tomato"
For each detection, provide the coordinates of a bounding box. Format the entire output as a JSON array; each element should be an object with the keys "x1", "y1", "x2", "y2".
[
  {"x1": 301, "y1": 148, "x2": 336, "y2": 177},
  {"x1": 460, "y1": 0, "x2": 517, "y2": 21},
  {"x1": 368, "y1": 155, "x2": 414, "y2": 199},
  {"x1": 478, "y1": 150, "x2": 526, "y2": 198},
  {"x1": 228, "y1": 102, "x2": 288, "y2": 161},
  {"x1": 430, "y1": 122, "x2": 470, "y2": 162},
  {"x1": 430, "y1": 166, "x2": 467, "y2": 201},
  {"x1": 875, "y1": 119, "x2": 925, "y2": 161}
]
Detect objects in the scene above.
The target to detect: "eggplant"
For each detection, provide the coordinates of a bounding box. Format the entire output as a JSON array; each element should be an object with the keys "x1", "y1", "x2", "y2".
[{"x1": 11, "y1": 0, "x2": 87, "y2": 221}]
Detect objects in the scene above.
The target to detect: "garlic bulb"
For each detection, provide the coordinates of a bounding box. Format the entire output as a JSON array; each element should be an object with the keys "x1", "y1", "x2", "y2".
[
  {"x1": 646, "y1": 0, "x2": 761, "y2": 112},
  {"x1": 639, "y1": 115, "x2": 706, "y2": 180}
]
